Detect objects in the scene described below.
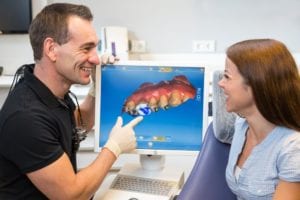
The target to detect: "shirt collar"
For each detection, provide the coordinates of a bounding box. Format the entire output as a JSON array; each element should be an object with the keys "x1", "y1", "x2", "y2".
[{"x1": 23, "y1": 64, "x2": 74, "y2": 109}]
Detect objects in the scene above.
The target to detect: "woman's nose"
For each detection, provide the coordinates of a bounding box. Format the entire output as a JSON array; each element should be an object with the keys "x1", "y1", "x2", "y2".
[{"x1": 218, "y1": 79, "x2": 224, "y2": 88}]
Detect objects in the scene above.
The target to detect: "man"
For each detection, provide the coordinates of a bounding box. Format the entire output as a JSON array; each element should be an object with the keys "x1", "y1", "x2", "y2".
[{"x1": 0, "y1": 3, "x2": 143, "y2": 199}]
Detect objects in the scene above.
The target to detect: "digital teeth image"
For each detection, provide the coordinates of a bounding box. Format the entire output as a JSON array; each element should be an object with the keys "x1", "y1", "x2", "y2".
[{"x1": 122, "y1": 75, "x2": 196, "y2": 116}]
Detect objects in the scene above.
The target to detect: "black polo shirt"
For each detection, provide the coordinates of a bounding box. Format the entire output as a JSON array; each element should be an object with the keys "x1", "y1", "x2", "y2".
[{"x1": 0, "y1": 64, "x2": 77, "y2": 199}]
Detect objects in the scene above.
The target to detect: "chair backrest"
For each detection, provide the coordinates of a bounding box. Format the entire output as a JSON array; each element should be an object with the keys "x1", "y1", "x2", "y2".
[
  {"x1": 177, "y1": 122, "x2": 236, "y2": 200},
  {"x1": 212, "y1": 70, "x2": 236, "y2": 144},
  {"x1": 176, "y1": 70, "x2": 237, "y2": 200}
]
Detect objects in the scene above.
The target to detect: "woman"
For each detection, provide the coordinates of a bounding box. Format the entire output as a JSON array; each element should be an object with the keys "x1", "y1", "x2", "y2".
[{"x1": 219, "y1": 39, "x2": 300, "y2": 200}]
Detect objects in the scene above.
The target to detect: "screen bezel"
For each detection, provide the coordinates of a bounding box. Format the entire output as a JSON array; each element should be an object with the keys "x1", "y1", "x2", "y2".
[
  {"x1": 0, "y1": 0, "x2": 32, "y2": 34},
  {"x1": 94, "y1": 60, "x2": 210, "y2": 155}
]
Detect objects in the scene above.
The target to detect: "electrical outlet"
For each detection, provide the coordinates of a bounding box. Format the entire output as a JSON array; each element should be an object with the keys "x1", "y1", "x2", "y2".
[
  {"x1": 131, "y1": 40, "x2": 146, "y2": 53},
  {"x1": 193, "y1": 40, "x2": 215, "y2": 52}
]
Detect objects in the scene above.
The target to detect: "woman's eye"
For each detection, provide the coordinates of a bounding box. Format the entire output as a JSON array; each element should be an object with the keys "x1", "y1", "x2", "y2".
[{"x1": 223, "y1": 74, "x2": 229, "y2": 79}]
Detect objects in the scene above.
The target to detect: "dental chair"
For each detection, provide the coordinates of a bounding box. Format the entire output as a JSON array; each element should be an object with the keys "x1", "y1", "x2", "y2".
[{"x1": 176, "y1": 70, "x2": 237, "y2": 200}]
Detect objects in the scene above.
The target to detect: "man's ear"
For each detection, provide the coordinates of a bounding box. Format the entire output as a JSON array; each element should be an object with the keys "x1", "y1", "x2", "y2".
[{"x1": 43, "y1": 37, "x2": 57, "y2": 62}]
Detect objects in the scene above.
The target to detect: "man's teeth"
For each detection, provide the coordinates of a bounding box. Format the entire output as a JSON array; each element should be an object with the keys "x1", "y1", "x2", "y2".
[{"x1": 81, "y1": 67, "x2": 92, "y2": 72}]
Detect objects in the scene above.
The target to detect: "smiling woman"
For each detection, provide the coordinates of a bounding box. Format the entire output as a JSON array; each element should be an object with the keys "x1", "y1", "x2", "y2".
[{"x1": 218, "y1": 39, "x2": 300, "y2": 200}]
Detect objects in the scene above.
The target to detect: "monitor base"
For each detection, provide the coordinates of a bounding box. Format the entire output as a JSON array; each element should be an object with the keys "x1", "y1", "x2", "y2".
[{"x1": 139, "y1": 154, "x2": 166, "y2": 171}]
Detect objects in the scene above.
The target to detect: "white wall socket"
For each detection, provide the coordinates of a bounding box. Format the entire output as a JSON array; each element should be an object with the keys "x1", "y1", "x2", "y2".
[
  {"x1": 131, "y1": 40, "x2": 146, "y2": 53},
  {"x1": 193, "y1": 40, "x2": 215, "y2": 52}
]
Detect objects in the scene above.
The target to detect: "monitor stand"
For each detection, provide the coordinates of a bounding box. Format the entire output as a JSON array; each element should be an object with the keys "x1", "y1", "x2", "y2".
[
  {"x1": 117, "y1": 154, "x2": 184, "y2": 187},
  {"x1": 140, "y1": 154, "x2": 166, "y2": 171}
]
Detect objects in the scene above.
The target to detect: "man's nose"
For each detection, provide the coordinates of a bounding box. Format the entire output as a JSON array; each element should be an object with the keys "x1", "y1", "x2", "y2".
[{"x1": 89, "y1": 49, "x2": 100, "y2": 65}]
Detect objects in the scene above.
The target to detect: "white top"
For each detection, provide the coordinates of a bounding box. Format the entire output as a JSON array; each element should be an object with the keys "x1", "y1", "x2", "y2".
[
  {"x1": 234, "y1": 166, "x2": 241, "y2": 181},
  {"x1": 226, "y1": 117, "x2": 300, "y2": 200}
]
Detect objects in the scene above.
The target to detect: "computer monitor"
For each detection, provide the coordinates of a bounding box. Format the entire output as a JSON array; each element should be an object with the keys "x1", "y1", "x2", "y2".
[{"x1": 94, "y1": 61, "x2": 210, "y2": 171}]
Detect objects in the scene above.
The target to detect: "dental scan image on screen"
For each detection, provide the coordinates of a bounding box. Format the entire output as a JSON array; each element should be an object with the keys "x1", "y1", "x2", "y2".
[{"x1": 94, "y1": 62, "x2": 209, "y2": 157}]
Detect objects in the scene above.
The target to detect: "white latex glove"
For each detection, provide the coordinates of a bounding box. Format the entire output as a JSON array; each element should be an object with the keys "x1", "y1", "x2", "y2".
[
  {"x1": 88, "y1": 53, "x2": 119, "y2": 97},
  {"x1": 104, "y1": 116, "x2": 143, "y2": 157}
]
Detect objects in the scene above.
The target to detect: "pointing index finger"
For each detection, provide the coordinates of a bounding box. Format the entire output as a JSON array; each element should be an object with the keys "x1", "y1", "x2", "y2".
[{"x1": 126, "y1": 116, "x2": 143, "y2": 128}]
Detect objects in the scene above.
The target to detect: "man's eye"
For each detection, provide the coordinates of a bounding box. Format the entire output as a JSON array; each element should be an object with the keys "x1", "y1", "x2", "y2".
[
  {"x1": 84, "y1": 47, "x2": 92, "y2": 51},
  {"x1": 81, "y1": 46, "x2": 94, "y2": 52}
]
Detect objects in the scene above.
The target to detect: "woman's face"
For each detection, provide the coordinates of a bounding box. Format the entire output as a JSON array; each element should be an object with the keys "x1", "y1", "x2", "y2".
[{"x1": 218, "y1": 57, "x2": 255, "y2": 115}]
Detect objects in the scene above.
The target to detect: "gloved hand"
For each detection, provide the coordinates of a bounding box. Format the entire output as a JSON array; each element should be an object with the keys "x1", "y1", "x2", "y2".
[
  {"x1": 104, "y1": 116, "x2": 143, "y2": 157},
  {"x1": 88, "y1": 53, "x2": 119, "y2": 97},
  {"x1": 101, "y1": 53, "x2": 119, "y2": 65},
  {"x1": 88, "y1": 66, "x2": 96, "y2": 97}
]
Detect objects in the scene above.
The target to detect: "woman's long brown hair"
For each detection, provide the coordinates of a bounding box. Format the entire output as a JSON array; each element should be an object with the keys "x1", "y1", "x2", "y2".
[{"x1": 227, "y1": 39, "x2": 300, "y2": 131}]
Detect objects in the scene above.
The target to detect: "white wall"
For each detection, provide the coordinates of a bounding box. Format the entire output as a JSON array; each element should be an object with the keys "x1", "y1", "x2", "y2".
[
  {"x1": 49, "y1": 0, "x2": 300, "y2": 53},
  {"x1": 1, "y1": 0, "x2": 300, "y2": 75},
  {"x1": 0, "y1": 35, "x2": 33, "y2": 75}
]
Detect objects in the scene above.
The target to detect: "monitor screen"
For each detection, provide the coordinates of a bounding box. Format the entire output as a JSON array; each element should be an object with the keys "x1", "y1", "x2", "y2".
[
  {"x1": 94, "y1": 61, "x2": 210, "y2": 157},
  {"x1": 0, "y1": 0, "x2": 32, "y2": 34}
]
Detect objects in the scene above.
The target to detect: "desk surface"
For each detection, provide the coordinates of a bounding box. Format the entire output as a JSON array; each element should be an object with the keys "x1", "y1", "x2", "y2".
[
  {"x1": 94, "y1": 173, "x2": 117, "y2": 199},
  {"x1": 0, "y1": 75, "x2": 13, "y2": 87}
]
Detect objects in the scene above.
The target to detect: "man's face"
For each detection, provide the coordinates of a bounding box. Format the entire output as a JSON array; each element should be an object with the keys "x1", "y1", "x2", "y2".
[{"x1": 54, "y1": 15, "x2": 100, "y2": 86}]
